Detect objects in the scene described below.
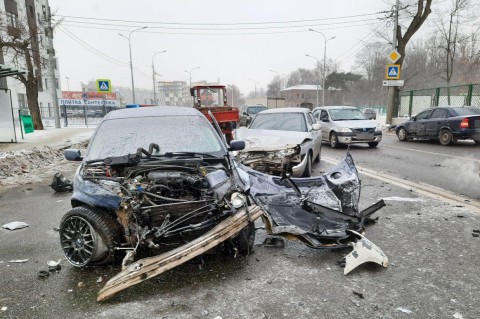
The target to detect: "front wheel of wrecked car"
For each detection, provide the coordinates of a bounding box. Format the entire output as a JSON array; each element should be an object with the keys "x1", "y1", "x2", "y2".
[
  {"x1": 233, "y1": 222, "x2": 256, "y2": 255},
  {"x1": 59, "y1": 206, "x2": 122, "y2": 267}
]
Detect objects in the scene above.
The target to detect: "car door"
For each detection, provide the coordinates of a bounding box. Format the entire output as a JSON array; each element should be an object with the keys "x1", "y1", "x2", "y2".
[
  {"x1": 319, "y1": 109, "x2": 332, "y2": 141},
  {"x1": 409, "y1": 109, "x2": 432, "y2": 138},
  {"x1": 424, "y1": 108, "x2": 448, "y2": 139},
  {"x1": 307, "y1": 112, "x2": 321, "y2": 157}
]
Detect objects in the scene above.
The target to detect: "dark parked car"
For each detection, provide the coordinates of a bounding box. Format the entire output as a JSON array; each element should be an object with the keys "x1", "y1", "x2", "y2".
[
  {"x1": 363, "y1": 108, "x2": 377, "y2": 120},
  {"x1": 395, "y1": 106, "x2": 480, "y2": 145}
]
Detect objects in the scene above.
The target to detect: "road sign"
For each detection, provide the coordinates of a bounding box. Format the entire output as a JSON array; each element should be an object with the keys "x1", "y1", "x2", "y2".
[
  {"x1": 96, "y1": 79, "x2": 112, "y2": 93},
  {"x1": 385, "y1": 64, "x2": 401, "y2": 80},
  {"x1": 383, "y1": 80, "x2": 405, "y2": 87},
  {"x1": 388, "y1": 50, "x2": 401, "y2": 63},
  {"x1": 81, "y1": 92, "x2": 88, "y2": 100}
]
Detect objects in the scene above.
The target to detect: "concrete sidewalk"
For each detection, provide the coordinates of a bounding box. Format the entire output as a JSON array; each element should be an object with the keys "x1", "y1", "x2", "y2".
[{"x1": 0, "y1": 127, "x2": 94, "y2": 153}]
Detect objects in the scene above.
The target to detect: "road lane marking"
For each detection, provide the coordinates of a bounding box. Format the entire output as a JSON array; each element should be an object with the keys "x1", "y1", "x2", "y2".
[
  {"x1": 322, "y1": 156, "x2": 480, "y2": 214},
  {"x1": 381, "y1": 145, "x2": 480, "y2": 163}
]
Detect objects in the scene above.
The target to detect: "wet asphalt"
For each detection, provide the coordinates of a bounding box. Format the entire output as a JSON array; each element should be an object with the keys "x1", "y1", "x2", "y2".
[{"x1": 1, "y1": 147, "x2": 480, "y2": 319}]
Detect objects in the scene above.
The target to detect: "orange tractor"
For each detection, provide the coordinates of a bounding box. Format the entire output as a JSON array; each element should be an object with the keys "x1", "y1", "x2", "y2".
[{"x1": 190, "y1": 85, "x2": 239, "y2": 143}]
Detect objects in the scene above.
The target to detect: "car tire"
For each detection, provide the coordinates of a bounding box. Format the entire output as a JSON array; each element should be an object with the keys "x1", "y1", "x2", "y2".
[
  {"x1": 439, "y1": 129, "x2": 453, "y2": 146},
  {"x1": 368, "y1": 142, "x2": 378, "y2": 148},
  {"x1": 397, "y1": 127, "x2": 408, "y2": 141},
  {"x1": 474, "y1": 139, "x2": 480, "y2": 145},
  {"x1": 233, "y1": 222, "x2": 256, "y2": 256},
  {"x1": 330, "y1": 132, "x2": 340, "y2": 149},
  {"x1": 60, "y1": 206, "x2": 123, "y2": 267},
  {"x1": 302, "y1": 152, "x2": 312, "y2": 177},
  {"x1": 313, "y1": 148, "x2": 321, "y2": 163}
]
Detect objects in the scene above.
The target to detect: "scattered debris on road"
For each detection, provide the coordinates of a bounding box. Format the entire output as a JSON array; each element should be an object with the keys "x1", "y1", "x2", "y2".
[
  {"x1": 8, "y1": 259, "x2": 29, "y2": 263},
  {"x1": 2, "y1": 221, "x2": 29, "y2": 231},
  {"x1": 50, "y1": 173, "x2": 73, "y2": 192}
]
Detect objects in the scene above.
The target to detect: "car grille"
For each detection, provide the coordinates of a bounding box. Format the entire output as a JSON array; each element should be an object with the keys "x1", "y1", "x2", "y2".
[{"x1": 353, "y1": 128, "x2": 375, "y2": 134}]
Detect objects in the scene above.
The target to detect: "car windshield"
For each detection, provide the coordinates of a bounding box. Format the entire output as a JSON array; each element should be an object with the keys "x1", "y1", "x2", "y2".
[
  {"x1": 329, "y1": 108, "x2": 368, "y2": 121},
  {"x1": 452, "y1": 107, "x2": 480, "y2": 116},
  {"x1": 86, "y1": 116, "x2": 225, "y2": 160},
  {"x1": 247, "y1": 106, "x2": 267, "y2": 115},
  {"x1": 249, "y1": 112, "x2": 307, "y2": 132}
]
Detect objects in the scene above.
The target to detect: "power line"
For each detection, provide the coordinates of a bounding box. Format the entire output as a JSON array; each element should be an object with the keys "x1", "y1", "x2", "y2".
[
  {"x1": 57, "y1": 21, "x2": 381, "y2": 36},
  {"x1": 54, "y1": 12, "x2": 383, "y2": 26},
  {"x1": 57, "y1": 25, "x2": 129, "y2": 66},
  {"x1": 56, "y1": 17, "x2": 380, "y2": 31}
]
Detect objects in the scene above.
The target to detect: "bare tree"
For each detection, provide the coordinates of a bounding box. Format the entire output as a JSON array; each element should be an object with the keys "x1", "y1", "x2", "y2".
[
  {"x1": 433, "y1": 0, "x2": 477, "y2": 102},
  {"x1": 227, "y1": 84, "x2": 245, "y2": 107},
  {"x1": 266, "y1": 75, "x2": 283, "y2": 97},
  {"x1": 0, "y1": 7, "x2": 46, "y2": 130}
]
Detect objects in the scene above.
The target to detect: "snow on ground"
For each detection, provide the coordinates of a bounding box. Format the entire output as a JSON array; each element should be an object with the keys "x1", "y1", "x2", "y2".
[{"x1": 0, "y1": 141, "x2": 87, "y2": 188}]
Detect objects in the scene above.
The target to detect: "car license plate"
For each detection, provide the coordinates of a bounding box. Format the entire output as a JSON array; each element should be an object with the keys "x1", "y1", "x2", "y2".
[{"x1": 357, "y1": 133, "x2": 373, "y2": 140}]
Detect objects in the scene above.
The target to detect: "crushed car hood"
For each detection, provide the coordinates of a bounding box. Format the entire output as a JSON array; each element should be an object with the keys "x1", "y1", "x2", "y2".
[
  {"x1": 238, "y1": 152, "x2": 386, "y2": 249},
  {"x1": 234, "y1": 127, "x2": 311, "y2": 151}
]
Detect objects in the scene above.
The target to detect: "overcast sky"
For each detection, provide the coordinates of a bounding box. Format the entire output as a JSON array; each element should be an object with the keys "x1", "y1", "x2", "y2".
[{"x1": 49, "y1": 0, "x2": 402, "y2": 94}]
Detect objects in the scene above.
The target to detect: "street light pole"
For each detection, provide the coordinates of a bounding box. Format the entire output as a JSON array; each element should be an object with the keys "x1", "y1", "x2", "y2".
[
  {"x1": 152, "y1": 50, "x2": 167, "y2": 105},
  {"x1": 269, "y1": 69, "x2": 286, "y2": 90},
  {"x1": 308, "y1": 29, "x2": 335, "y2": 106},
  {"x1": 185, "y1": 67, "x2": 200, "y2": 88},
  {"x1": 119, "y1": 26, "x2": 147, "y2": 104},
  {"x1": 65, "y1": 77, "x2": 70, "y2": 91},
  {"x1": 248, "y1": 77, "x2": 259, "y2": 97},
  {"x1": 305, "y1": 54, "x2": 320, "y2": 108}
]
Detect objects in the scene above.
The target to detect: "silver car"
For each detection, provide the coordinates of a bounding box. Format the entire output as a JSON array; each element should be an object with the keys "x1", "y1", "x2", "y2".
[
  {"x1": 313, "y1": 106, "x2": 382, "y2": 148},
  {"x1": 234, "y1": 108, "x2": 322, "y2": 177}
]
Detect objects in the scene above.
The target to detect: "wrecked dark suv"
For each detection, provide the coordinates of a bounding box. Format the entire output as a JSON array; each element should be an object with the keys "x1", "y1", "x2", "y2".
[
  {"x1": 60, "y1": 107, "x2": 252, "y2": 267},
  {"x1": 61, "y1": 106, "x2": 388, "y2": 302}
]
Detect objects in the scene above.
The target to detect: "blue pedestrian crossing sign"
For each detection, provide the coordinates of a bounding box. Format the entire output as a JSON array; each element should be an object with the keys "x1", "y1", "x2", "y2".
[
  {"x1": 385, "y1": 64, "x2": 401, "y2": 80},
  {"x1": 96, "y1": 79, "x2": 112, "y2": 93}
]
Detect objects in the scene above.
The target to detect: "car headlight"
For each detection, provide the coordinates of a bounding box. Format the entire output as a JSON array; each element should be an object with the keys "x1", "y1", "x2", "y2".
[
  {"x1": 375, "y1": 124, "x2": 382, "y2": 132},
  {"x1": 339, "y1": 127, "x2": 353, "y2": 133}
]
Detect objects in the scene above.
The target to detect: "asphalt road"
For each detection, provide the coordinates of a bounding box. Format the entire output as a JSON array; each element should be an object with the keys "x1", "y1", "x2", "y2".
[
  {"x1": 320, "y1": 133, "x2": 480, "y2": 201},
  {"x1": 1, "y1": 146, "x2": 480, "y2": 319}
]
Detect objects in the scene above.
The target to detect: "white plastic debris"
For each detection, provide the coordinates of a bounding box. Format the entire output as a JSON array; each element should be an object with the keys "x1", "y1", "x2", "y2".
[
  {"x1": 2, "y1": 221, "x2": 30, "y2": 231},
  {"x1": 453, "y1": 313, "x2": 464, "y2": 319},
  {"x1": 396, "y1": 307, "x2": 413, "y2": 314},
  {"x1": 47, "y1": 259, "x2": 61, "y2": 267},
  {"x1": 1, "y1": 306, "x2": 7, "y2": 311},
  {"x1": 96, "y1": 276, "x2": 103, "y2": 283},
  {"x1": 8, "y1": 259, "x2": 29, "y2": 263}
]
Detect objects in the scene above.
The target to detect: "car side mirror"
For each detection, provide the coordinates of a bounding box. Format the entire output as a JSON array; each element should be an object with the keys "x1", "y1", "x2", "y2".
[
  {"x1": 64, "y1": 149, "x2": 83, "y2": 161},
  {"x1": 321, "y1": 117, "x2": 329, "y2": 122},
  {"x1": 228, "y1": 140, "x2": 245, "y2": 151},
  {"x1": 312, "y1": 123, "x2": 321, "y2": 130},
  {"x1": 243, "y1": 112, "x2": 248, "y2": 116}
]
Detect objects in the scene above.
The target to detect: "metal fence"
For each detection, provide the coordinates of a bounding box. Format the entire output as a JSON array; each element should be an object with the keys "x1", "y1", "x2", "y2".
[
  {"x1": 15, "y1": 104, "x2": 122, "y2": 128},
  {"x1": 399, "y1": 83, "x2": 480, "y2": 117}
]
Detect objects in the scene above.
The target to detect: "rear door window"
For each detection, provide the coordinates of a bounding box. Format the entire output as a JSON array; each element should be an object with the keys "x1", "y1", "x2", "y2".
[{"x1": 430, "y1": 109, "x2": 448, "y2": 119}]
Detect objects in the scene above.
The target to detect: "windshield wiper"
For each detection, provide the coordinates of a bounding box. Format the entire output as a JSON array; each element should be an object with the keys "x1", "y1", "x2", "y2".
[{"x1": 163, "y1": 152, "x2": 218, "y2": 158}]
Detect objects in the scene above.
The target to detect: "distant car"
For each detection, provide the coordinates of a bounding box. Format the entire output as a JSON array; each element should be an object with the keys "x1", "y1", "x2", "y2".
[
  {"x1": 239, "y1": 105, "x2": 268, "y2": 126},
  {"x1": 313, "y1": 106, "x2": 382, "y2": 148},
  {"x1": 395, "y1": 106, "x2": 480, "y2": 145},
  {"x1": 234, "y1": 107, "x2": 322, "y2": 177},
  {"x1": 363, "y1": 108, "x2": 377, "y2": 120}
]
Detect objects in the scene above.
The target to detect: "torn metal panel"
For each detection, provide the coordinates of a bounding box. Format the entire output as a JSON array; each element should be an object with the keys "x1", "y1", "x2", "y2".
[
  {"x1": 241, "y1": 152, "x2": 386, "y2": 250},
  {"x1": 343, "y1": 230, "x2": 389, "y2": 275}
]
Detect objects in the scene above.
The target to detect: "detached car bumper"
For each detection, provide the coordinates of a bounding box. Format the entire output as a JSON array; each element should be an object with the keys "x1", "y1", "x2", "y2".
[{"x1": 338, "y1": 131, "x2": 382, "y2": 144}]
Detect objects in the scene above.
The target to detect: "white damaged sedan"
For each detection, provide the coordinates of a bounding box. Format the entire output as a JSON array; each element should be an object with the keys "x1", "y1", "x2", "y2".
[{"x1": 234, "y1": 108, "x2": 322, "y2": 177}]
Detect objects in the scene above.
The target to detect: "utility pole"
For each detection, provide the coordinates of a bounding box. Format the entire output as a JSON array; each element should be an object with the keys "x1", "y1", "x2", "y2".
[
  {"x1": 386, "y1": 0, "x2": 400, "y2": 124},
  {"x1": 45, "y1": 0, "x2": 60, "y2": 128},
  {"x1": 152, "y1": 50, "x2": 166, "y2": 106}
]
